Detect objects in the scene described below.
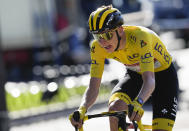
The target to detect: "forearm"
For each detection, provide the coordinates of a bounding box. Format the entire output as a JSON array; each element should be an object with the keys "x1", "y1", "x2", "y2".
[
  {"x1": 80, "y1": 77, "x2": 101, "y2": 110},
  {"x1": 138, "y1": 71, "x2": 155, "y2": 103},
  {"x1": 80, "y1": 86, "x2": 99, "y2": 109},
  {"x1": 138, "y1": 79, "x2": 155, "y2": 103}
]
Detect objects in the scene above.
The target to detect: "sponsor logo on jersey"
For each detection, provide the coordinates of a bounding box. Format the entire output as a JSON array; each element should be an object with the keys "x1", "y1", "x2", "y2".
[
  {"x1": 90, "y1": 46, "x2": 95, "y2": 53},
  {"x1": 91, "y1": 59, "x2": 98, "y2": 65},
  {"x1": 171, "y1": 97, "x2": 178, "y2": 117},
  {"x1": 168, "y1": 123, "x2": 173, "y2": 127},
  {"x1": 154, "y1": 43, "x2": 171, "y2": 64},
  {"x1": 130, "y1": 35, "x2": 136, "y2": 43},
  {"x1": 164, "y1": 52, "x2": 171, "y2": 64},
  {"x1": 141, "y1": 52, "x2": 152, "y2": 59},
  {"x1": 154, "y1": 42, "x2": 163, "y2": 55},
  {"x1": 161, "y1": 108, "x2": 168, "y2": 114},
  {"x1": 113, "y1": 57, "x2": 120, "y2": 61},
  {"x1": 141, "y1": 52, "x2": 153, "y2": 63},
  {"x1": 127, "y1": 53, "x2": 139, "y2": 61},
  {"x1": 140, "y1": 40, "x2": 147, "y2": 48},
  {"x1": 152, "y1": 122, "x2": 158, "y2": 126}
]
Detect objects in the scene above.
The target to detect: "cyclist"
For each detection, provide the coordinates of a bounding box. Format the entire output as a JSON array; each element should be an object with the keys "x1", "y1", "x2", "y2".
[{"x1": 69, "y1": 5, "x2": 179, "y2": 131}]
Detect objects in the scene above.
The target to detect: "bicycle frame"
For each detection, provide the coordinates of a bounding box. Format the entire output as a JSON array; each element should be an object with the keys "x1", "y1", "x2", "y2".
[{"x1": 74, "y1": 111, "x2": 152, "y2": 131}]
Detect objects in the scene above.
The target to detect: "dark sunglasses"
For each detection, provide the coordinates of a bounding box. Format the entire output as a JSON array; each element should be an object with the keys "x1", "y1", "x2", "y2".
[{"x1": 93, "y1": 30, "x2": 115, "y2": 41}]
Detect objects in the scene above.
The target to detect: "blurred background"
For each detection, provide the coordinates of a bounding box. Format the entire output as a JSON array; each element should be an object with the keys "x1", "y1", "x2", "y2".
[{"x1": 0, "y1": 0, "x2": 189, "y2": 130}]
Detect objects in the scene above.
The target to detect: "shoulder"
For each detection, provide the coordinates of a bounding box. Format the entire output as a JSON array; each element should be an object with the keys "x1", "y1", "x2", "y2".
[
  {"x1": 135, "y1": 26, "x2": 159, "y2": 38},
  {"x1": 90, "y1": 39, "x2": 99, "y2": 47},
  {"x1": 124, "y1": 26, "x2": 155, "y2": 49},
  {"x1": 90, "y1": 39, "x2": 108, "y2": 56},
  {"x1": 124, "y1": 25, "x2": 154, "y2": 36},
  {"x1": 134, "y1": 26, "x2": 151, "y2": 37},
  {"x1": 90, "y1": 39, "x2": 102, "y2": 52},
  {"x1": 123, "y1": 26, "x2": 150, "y2": 46}
]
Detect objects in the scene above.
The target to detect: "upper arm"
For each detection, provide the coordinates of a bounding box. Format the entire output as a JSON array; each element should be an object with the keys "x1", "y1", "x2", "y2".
[
  {"x1": 90, "y1": 41, "x2": 107, "y2": 78},
  {"x1": 137, "y1": 30, "x2": 154, "y2": 73}
]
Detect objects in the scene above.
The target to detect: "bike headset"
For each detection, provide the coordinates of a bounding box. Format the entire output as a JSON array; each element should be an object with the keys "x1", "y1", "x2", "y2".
[{"x1": 88, "y1": 5, "x2": 124, "y2": 51}]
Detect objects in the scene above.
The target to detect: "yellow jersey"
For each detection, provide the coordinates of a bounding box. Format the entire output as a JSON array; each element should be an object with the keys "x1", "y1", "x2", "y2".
[{"x1": 90, "y1": 26, "x2": 172, "y2": 78}]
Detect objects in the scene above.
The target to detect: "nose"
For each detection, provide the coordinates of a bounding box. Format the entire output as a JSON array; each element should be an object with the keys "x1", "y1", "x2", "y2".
[{"x1": 99, "y1": 39, "x2": 107, "y2": 46}]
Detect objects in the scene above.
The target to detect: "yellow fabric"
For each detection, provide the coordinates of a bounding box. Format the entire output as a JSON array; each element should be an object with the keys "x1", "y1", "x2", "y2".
[
  {"x1": 92, "y1": 8, "x2": 103, "y2": 30},
  {"x1": 88, "y1": 14, "x2": 92, "y2": 30},
  {"x1": 153, "y1": 118, "x2": 174, "y2": 131},
  {"x1": 118, "y1": 127, "x2": 124, "y2": 131},
  {"x1": 78, "y1": 106, "x2": 87, "y2": 119},
  {"x1": 132, "y1": 99, "x2": 144, "y2": 117},
  {"x1": 109, "y1": 92, "x2": 132, "y2": 105},
  {"x1": 68, "y1": 113, "x2": 73, "y2": 121},
  {"x1": 90, "y1": 26, "x2": 172, "y2": 78},
  {"x1": 137, "y1": 120, "x2": 145, "y2": 131},
  {"x1": 69, "y1": 106, "x2": 87, "y2": 121}
]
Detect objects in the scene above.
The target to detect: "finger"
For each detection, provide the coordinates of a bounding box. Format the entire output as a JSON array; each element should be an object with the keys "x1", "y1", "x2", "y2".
[
  {"x1": 77, "y1": 119, "x2": 84, "y2": 129},
  {"x1": 137, "y1": 110, "x2": 144, "y2": 117},
  {"x1": 133, "y1": 114, "x2": 141, "y2": 121},
  {"x1": 77, "y1": 123, "x2": 82, "y2": 129},
  {"x1": 70, "y1": 118, "x2": 80, "y2": 127},
  {"x1": 129, "y1": 112, "x2": 137, "y2": 121}
]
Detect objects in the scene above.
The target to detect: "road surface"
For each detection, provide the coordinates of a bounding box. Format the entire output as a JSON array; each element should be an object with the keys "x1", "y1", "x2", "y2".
[{"x1": 10, "y1": 100, "x2": 189, "y2": 131}]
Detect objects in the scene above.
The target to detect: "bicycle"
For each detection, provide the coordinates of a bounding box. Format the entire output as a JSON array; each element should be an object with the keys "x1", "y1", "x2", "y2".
[{"x1": 72, "y1": 109, "x2": 152, "y2": 131}]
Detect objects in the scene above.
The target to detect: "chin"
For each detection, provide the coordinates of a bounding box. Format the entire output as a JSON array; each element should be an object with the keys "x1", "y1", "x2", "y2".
[{"x1": 106, "y1": 49, "x2": 114, "y2": 53}]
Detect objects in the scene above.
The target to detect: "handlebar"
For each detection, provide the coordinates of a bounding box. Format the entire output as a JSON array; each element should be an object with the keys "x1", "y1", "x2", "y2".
[{"x1": 73, "y1": 110, "x2": 151, "y2": 131}]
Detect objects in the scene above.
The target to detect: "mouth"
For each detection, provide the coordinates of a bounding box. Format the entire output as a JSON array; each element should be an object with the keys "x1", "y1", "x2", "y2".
[{"x1": 104, "y1": 45, "x2": 112, "y2": 50}]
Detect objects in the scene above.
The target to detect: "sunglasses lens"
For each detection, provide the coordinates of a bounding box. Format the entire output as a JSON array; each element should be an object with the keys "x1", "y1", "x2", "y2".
[
  {"x1": 106, "y1": 32, "x2": 113, "y2": 40},
  {"x1": 93, "y1": 32, "x2": 113, "y2": 41}
]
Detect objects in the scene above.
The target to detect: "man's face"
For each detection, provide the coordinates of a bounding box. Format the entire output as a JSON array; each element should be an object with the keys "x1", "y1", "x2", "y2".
[{"x1": 93, "y1": 30, "x2": 118, "y2": 53}]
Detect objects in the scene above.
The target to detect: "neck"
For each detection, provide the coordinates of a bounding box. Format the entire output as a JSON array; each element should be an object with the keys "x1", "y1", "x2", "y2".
[
  {"x1": 119, "y1": 31, "x2": 126, "y2": 50},
  {"x1": 114, "y1": 30, "x2": 121, "y2": 51}
]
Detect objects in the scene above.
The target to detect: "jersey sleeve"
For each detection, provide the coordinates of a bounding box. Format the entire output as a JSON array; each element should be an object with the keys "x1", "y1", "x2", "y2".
[
  {"x1": 137, "y1": 30, "x2": 154, "y2": 73},
  {"x1": 90, "y1": 40, "x2": 107, "y2": 78}
]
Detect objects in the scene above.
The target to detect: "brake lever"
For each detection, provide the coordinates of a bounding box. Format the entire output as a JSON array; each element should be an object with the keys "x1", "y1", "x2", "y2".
[
  {"x1": 128, "y1": 104, "x2": 138, "y2": 131},
  {"x1": 73, "y1": 111, "x2": 80, "y2": 131},
  {"x1": 132, "y1": 120, "x2": 138, "y2": 131}
]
